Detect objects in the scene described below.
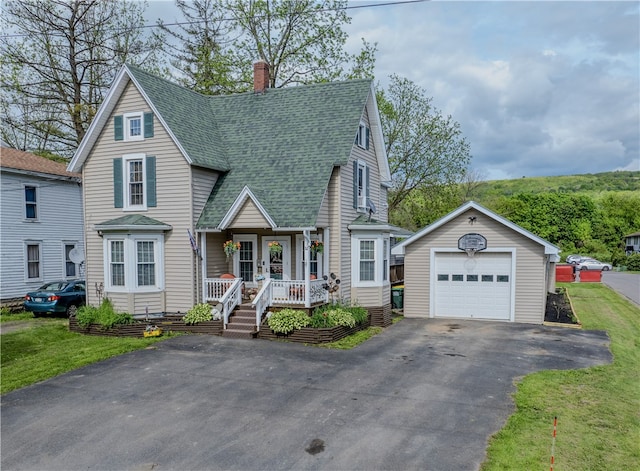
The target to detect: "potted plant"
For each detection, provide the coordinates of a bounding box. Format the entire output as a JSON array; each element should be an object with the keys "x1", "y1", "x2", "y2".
[
  {"x1": 310, "y1": 240, "x2": 324, "y2": 254},
  {"x1": 223, "y1": 240, "x2": 240, "y2": 259}
]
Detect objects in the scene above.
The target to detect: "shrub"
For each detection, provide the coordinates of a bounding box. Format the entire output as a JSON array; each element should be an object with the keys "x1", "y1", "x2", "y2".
[
  {"x1": 267, "y1": 308, "x2": 310, "y2": 334},
  {"x1": 75, "y1": 298, "x2": 134, "y2": 329},
  {"x1": 309, "y1": 310, "x2": 336, "y2": 328},
  {"x1": 347, "y1": 306, "x2": 369, "y2": 325},
  {"x1": 184, "y1": 303, "x2": 213, "y2": 325},
  {"x1": 626, "y1": 253, "x2": 640, "y2": 271},
  {"x1": 324, "y1": 308, "x2": 356, "y2": 328}
]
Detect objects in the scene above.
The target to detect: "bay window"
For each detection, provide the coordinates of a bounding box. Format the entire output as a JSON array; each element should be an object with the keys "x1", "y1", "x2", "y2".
[{"x1": 104, "y1": 234, "x2": 164, "y2": 292}]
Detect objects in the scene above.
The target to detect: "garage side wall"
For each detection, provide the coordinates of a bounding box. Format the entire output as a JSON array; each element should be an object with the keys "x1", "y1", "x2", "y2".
[{"x1": 403, "y1": 209, "x2": 547, "y2": 323}]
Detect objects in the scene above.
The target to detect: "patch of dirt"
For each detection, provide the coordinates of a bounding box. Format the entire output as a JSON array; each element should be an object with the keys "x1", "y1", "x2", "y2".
[{"x1": 545, "y1": 289, "x2": 578, "y2": 324}]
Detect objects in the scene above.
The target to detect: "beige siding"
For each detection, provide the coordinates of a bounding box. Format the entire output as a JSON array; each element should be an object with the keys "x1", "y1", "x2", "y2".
[
  {"x1": 83, "y1": 81, "x2": 196, "y2": 314},
  {"x1": 403, "y1": 208, "x2": 548, "y2": 323},
  {"x1": 192, "y1": 167, "x2": 219, "y2": 225},
  {"x1": 205, "y1": 232, "x2": 229, "y2": 277},
  {"x1": 316, "y1": 188, "x2": 330, "y2": 228},
  {"x1": 229, "y1": 200, "x2": 271, "y2": 229}
]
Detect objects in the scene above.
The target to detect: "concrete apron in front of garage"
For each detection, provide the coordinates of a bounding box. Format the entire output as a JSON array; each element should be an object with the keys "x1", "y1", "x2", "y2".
[{"x1": 1, "y1": 319, "x2": 611, "y2": 471}]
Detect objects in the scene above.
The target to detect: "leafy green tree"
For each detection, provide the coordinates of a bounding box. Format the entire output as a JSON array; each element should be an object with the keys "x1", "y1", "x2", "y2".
[
  {"x1": 1, "y1": 0, "x2": 163, "y2": 156},
  {"x1": 377, "y1": 75, "x2": 472, "y2": 214}
]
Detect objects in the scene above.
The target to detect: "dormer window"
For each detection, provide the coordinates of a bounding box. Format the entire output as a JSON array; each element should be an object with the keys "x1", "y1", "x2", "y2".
[{"x1": 355, "y1": 122, "x2": 370, "y2": 150}]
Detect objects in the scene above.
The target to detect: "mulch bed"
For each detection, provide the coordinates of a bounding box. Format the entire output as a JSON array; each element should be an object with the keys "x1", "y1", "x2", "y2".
[{"x1": 545, "y1": 289, "x2": 579, "y2": 325}]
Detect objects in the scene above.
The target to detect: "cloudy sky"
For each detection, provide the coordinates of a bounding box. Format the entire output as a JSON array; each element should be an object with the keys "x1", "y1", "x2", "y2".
[{"x1": 149, "y1": 0, "x2": 639, "y2": 180}]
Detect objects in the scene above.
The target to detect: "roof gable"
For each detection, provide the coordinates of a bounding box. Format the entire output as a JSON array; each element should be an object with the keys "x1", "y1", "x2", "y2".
[{"x1": 392, "y1": 201, "x2": 560, "y2": 256}]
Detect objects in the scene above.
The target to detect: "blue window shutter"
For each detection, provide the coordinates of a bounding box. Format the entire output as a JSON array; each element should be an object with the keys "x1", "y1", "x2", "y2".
[
  {"x1": 114, "y1": 115, "x2": 123, "y2": 141},
  {"x1": 113, "y1": 158, "x2": 123, "y2": 208},
  {"x1": 365, "y1": 127, "x2": 370, "y2": 150},
  {"x1": 144, "y1": 112, "x2": 154, "y2": 138},
  {"x1": 353, "y1": 160, "x2": 358, "y2": 209},
  {"x1": 146, "y1": 156, "x2": 156, "y2": 207}
]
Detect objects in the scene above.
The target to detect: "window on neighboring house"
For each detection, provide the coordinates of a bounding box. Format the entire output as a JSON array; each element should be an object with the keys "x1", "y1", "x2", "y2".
[
  {"x1": 64, "y1": 244, "x2": 77, "y2": 278},
  {"x1": 359, "y1": 240, "x2": 376, "y2": 282},
  {"x1": 104, "y1": 234, "x2": 164, "y2": 292},
  {"x1": 25, "y1": 185, "x2": 37, "y2": 220},
  {"x1": 26, "y1": 243, "x2": 41, "y2": 280},
  {"x1": 355, "y1": 122, "x2": 370, "y2": 149}
]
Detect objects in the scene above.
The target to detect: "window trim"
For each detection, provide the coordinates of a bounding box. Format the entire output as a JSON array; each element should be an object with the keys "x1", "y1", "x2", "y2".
[
  {"x1": 356, "y1": 160, "x2": 368, "y2": 212},
  {"x1": 63, "y1": 242, "x2": 79, "y2": 279},
  {"x1": 351, "y1": 233, "x2": 390, "y2": 288},
  {"x1": 24, "y1": 184, "x2": 38, "y2": 221},
  {"x1": 233, "y1": 234, "x2": 258, "y2": 287},
  {"x1": 123, "y1": 112, "x2": 144, "y2": 141},
  {"x1": 103, "y1": 233, "x2": 165, "y2": 293},
  {"x1": 24, "y1": 241, "x2": 42, "y2": 282},
  {"x1": 123, "y1": 153, "x2": 146, "y2": 211},
  {"x1": 356, "y1": 121, "x2": 369, "y2": 149}
]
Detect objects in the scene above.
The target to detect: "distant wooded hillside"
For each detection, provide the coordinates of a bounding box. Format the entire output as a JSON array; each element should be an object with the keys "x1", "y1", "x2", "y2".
[{"x1": 472, "y1": 171, "x2": 640, "y2": 205}]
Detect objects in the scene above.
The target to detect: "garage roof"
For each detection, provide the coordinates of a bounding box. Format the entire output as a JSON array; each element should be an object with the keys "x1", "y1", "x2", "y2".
[{"x1": 391, "y1": 201, "x2": 560, "y2": 258}]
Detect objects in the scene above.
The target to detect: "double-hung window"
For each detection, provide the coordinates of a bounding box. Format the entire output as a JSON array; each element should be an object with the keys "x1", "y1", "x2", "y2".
[
  {"x1": 359, "y1": 240, "x2": 376, "y2": 282},
  {"x1": 114, "y1": 154, "x2": 156, "y2": 210},
  {"x1": 25, "y1": 185, "x2": 37, "y2": 220},
  {"x1": 25, "y1": 242, "x2": 42, "y2": 280},
  {"x1": 104, "y1": 234, "x2": 164, "y2": 292},
  {"x1": 64, "y1": 244, "x2": 77, "y2": 278}
]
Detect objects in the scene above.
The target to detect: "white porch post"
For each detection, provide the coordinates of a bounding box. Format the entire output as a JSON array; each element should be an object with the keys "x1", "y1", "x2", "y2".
[
  {"x1": 200, "y1": 232, "x2": 207, "y2": 303},
  {"x1": 304, "y1": 229, "x2": 311, "y2": 308}
]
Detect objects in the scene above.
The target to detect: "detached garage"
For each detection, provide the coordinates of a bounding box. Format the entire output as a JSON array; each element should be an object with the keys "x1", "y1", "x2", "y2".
[{"x1": 392, "y1": 201, "x2": 560, "y2": 324}]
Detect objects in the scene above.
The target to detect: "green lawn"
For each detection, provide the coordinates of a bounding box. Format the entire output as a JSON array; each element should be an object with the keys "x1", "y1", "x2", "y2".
[
  {"x1": 481, "y1": 283, "x2": 640, "y2": 470},
  {"x1": 1, "y1": 319, "x2": 166, "y2": 394}
]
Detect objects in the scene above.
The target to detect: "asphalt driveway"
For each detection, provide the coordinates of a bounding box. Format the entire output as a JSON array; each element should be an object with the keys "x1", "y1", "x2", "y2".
[{"x1": 1, "y1": 319, "x2": 611, "y2": 471}]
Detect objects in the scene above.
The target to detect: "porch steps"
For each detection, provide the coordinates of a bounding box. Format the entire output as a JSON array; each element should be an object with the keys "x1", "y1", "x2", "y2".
[{"x1": 222, "y1": 303, "x2": 258, "y2": 339}]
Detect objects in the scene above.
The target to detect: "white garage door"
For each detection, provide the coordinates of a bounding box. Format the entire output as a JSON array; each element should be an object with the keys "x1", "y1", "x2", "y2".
[{"x1": 434, "y1": 252, "x2": 512, "y2": 320}]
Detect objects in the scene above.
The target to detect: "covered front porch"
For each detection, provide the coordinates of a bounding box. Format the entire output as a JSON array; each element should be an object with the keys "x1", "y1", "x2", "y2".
[{"x1": 198, "y1": 228, "x2": 330, "y2": 332}]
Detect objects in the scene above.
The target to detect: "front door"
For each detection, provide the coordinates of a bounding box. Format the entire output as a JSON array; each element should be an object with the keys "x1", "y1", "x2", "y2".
[
  {"x1": 233, "y1": 235, "x2": 257, "y2": 287},
  {"x1": 262, "y1": 236, "x2": 291, "y2": 281}
]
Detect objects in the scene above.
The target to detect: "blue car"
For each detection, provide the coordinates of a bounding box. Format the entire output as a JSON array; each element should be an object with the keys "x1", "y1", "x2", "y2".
[{"x1": 24, "y1": 280, "x2": 86, "y2": 317}]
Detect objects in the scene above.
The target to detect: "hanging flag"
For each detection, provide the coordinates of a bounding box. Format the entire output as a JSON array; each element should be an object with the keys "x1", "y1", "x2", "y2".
[{"x1": 187, "y1": 229, "x2": 201, "y2": 258}]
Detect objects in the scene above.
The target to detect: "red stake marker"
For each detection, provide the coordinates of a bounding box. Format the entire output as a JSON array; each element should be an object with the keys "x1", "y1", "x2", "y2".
[{"x1": 550, "y1": 416, "x2": 557, "y2": 471}]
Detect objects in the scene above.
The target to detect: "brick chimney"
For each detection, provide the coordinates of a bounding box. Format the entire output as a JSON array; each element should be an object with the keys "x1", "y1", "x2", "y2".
[{"x1": 253, "y1": 60, "x2": 270, "y2": 93}]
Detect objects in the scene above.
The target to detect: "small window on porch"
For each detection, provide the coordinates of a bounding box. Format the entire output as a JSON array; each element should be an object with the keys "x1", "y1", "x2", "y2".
[{"x1": 239, "y1": 241, "x2": 254, "y2": 282}]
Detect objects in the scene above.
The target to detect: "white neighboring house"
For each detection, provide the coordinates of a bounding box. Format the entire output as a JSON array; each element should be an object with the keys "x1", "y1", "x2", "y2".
[{"x1": 0, "y1": 147, "x2": 84, "y2": 308}]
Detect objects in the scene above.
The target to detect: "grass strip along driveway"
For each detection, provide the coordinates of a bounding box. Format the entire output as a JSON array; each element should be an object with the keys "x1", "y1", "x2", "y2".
[
  {"x1": 481, "y1": 283, "x2": 640, "y2": 470},
  {"x1": 1, "y1": 318, "x2": 165, "y2": 395}
]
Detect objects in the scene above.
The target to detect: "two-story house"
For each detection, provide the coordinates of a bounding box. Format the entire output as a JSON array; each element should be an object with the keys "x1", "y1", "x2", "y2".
[
  {"x1": 68, "y1": 62, "x2": 394, "y2": 331},
  {"x1": 1, "y1": 147, "x2": 84, "y2": 308}
]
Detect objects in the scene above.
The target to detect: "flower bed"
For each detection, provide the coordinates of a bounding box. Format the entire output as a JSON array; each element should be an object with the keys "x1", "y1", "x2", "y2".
[
  {"x1": 257, "y1": 317, "x2": 370, "y2": 344},
  {"x1": 69, "y1": 314, "x2": 223, "y2": 337}
]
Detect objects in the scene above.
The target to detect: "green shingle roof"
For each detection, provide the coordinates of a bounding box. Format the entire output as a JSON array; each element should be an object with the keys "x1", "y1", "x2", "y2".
[
  {"x1": 95, "y1": 214, "x2": 171, "y2": 230},
  {"x1": 126, "y1": 65, "x2": 372, "y2": 229}
]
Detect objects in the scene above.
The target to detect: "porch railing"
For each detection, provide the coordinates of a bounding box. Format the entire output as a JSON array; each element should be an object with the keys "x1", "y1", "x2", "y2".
[
  {"x1": 251, "y1": 279, "x2": 272, "y2": 331},
  {"x1": 270, "y1": 279, "x2": 328, "y2": 305},
  {"x1": 204, "y1": 277, "x2": 243, "y2": 329}
]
